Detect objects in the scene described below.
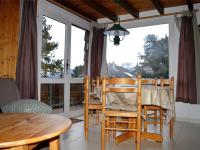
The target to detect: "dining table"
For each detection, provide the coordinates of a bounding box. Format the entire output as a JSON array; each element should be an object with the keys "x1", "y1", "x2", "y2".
[{"x1": 0, "y1": 113, "x2": 72, "y2": 150}]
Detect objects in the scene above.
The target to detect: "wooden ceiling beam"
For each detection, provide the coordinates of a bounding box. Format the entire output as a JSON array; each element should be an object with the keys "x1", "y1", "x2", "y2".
[
  {"x1": 118, "y1": 0, "x2": 139, "y2": 18},
  {"x1": 151, "y1": 0, "x2": 164, "y2": 15},
  {"x1": 82, "y1": 0, "x2": 118, "y2": 22},
  {"x1": 187, "y1": 0, "x2": 193, "y2": 11},
  {"x1": 48, "y1": 0, "x2": 97, "y2": 22}
]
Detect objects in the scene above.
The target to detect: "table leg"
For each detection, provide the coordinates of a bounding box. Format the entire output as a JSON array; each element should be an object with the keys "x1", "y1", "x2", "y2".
[
  {"x1": 49, "y1": 137, "x2": 60, "y2": 150},
  {"x1": 4, "y1": 145, "x2": 28, "y2": 150},
  {"x1": 169, "y1": 117, "x2": 175, "y2": 138}
]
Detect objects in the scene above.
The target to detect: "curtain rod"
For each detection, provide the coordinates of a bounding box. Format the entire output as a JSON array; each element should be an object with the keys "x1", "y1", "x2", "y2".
[{"x1": 104, "y1": 9, "x2": 199, "y2": 25}]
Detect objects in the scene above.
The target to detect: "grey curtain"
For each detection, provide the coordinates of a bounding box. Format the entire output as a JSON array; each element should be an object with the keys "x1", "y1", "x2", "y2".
[
  {"x1": 90, "y1": 27, "x2": 105, "y2": 79},
  {"x1": 100, "y1": 35, "x2": 108, "y2": 77},
  {"x1": 16, "y1": 0, "x2": 38, "y2": 99},
  {"x1": 83, "y1": 30, "x2": 90, "y2": 75},
  {"x1": 176, "y1": 14, "x2": 197, "y2": 104},
  {"x1": 192, "y1": 13, "x2": 200, "y2": 104}
]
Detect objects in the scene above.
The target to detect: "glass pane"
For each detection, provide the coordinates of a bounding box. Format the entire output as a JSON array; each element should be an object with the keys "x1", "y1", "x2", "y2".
[
  {"x1": 107, "y1": 24, "x2": 169, "y2": 78},
  {"x1": 41, "y1": 16, "x2": 65, "y2": 78},
  {"x1": 70, "y1": 83, "x2": 84, "y2": 110},
  {"x1": 41, "y1": 84, "x2": 64, "y2": 113},
  {"x1": 71, "y1": 26, "x2": 85, "y2": 78}
]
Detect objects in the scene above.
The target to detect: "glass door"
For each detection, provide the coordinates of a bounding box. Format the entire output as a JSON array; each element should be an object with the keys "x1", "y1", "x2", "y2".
[
  {"x1": 38, "y1": 1, "x2": 92, "y2": 117},
  {"x1": 40, "y1": 16, "x2": 70, "y2": 115},
  {"x1": 69, "y1": 25, "x2": 89, "y2": 117}
]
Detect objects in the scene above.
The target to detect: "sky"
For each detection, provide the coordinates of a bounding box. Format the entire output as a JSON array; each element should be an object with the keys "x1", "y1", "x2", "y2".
[{"x1": 45, "y1": 16, "x2": 169, "y2": 70}]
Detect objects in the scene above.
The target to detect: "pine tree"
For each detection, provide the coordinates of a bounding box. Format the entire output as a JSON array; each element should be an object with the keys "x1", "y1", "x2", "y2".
[
  {"x1": 135, "y1": 34, "x2": 169, "y2": 78},
  {"x1": 41, "y1": 17, "x2": 64, "y2": 78}
]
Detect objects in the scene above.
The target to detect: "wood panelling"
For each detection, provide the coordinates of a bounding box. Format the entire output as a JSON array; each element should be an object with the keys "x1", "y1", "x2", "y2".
[
  {"x1": 50, "y1": 0, "x2": 200, "y2": 21},
  {"x1": 0, "y1": 0, "x2": 20, "y2": 79}
]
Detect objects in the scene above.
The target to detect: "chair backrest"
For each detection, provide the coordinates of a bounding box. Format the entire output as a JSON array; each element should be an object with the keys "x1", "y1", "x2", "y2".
[
  {"x1": 91, "y1": 76, "x2": 100, "y2": 92},
  {"x1": 102, "y1": 76, "x2": 142, "y2": 112},
  {"x1": 90, "y1": 76, "x2": 102, "y2": 98},
  {"x1": 160, "y1": 77, "x2": 175, "y2": 100},
  {"x1": 0, "y1": 78, "x2": 20, "y2": 106},
  {"x1": 142, "y1": 78, "x2": 157, "y2": 86}
]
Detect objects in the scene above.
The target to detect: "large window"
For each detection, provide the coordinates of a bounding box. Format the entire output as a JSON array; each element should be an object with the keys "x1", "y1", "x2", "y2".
[{"x1": 107, "y1": 24, "x2": 169, "y2": 78}]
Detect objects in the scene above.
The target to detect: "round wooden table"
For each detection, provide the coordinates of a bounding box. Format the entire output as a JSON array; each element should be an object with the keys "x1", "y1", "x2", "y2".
[{"x1": 0, "y1": 113, "x2": 72, "y2": 150}]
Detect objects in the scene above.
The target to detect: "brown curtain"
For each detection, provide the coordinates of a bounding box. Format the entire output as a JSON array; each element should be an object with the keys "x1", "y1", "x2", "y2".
[
  {"x1": 83, "y1": 30, "x2": 90, "y2": 75},
  {"x1": 90, "y1": 27, "x2": 105, "y2": 79},
  {"x1": 16, "y1": 0, "x2": 38, "y2": 99},
  {"x1": 176, "y1": 15, "x2": 197, "y2": 104}
]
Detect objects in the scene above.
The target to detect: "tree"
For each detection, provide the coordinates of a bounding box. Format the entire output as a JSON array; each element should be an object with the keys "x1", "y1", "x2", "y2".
[
  {"x1": 71, "y1": 65, "x2": 84, "y2": 78},
  {"x1": 135, "y1": 34, "x2": 169, "y2": 78},
  {"x1": 41, "y1": 16, "x2": 64, "y2": 78}
]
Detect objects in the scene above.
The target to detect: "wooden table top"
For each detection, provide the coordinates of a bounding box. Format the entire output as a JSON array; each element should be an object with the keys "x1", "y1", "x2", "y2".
[{"x1": 0, "y1": 113, "x2": 72, "y2": 148}]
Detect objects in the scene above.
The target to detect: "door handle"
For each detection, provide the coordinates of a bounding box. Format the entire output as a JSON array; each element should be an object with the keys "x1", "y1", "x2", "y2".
[{"x1": 66, "y1": 59, "x2": 70, "y2": 74}]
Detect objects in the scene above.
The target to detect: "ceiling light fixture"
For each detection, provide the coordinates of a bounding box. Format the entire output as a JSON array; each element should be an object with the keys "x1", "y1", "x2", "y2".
[
  {"x1": 104, "y1": 17, "x2": 130, "y2": 46},
  {"x1": 104, "y1": 0, "x2": 130, "y2": 46}
]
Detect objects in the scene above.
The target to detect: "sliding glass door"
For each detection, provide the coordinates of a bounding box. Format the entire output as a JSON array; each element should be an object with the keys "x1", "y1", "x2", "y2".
[
  {"x1": 38, "y1": 0, "x2": 91, "y2": 116},
  {"x1": 69, "y1": 25, "x2": 89, "y2": 116},
  {"x1": 39, "y1": 16, "x2": 70, "y2": 114}
]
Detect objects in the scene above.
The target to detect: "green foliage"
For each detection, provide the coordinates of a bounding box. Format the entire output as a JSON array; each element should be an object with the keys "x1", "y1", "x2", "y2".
[
  {"x1": 72, "y1": 65, "x2": 84, "y2": 78},
  {"x1": 41, "y1": 17, "x2": 64, "y2": 78},
  {"x1": 135, "y1": 34, "x2": 169, "y2": 78}
]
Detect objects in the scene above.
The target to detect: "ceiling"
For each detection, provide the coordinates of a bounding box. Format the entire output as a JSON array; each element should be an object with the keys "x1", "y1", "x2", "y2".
[{"x1": 48, "y1": 0, "x2": 200, "y2": 22}]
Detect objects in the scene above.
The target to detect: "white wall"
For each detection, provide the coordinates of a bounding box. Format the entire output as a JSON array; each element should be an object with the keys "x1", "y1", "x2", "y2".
[{"x1": 98, "y1": 3, "x2": 200, "y2": 123}]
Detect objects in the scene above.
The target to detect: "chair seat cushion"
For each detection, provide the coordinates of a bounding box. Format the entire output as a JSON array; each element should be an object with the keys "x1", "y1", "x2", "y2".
[
  {"x1": 107, "y1": 103, "x2": 137, "y2": 112},
  {"x1": 1, "y1": 99, "x2": 52, "y2": 113},
  {"x1": 89, "y1": 98, "x2": 102, "y2": 104}
]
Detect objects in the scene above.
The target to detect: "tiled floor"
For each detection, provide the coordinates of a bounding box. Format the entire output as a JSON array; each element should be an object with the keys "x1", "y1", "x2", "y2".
[{"x1": 60, "y1": 120, "x2": 200, "y2": 150}]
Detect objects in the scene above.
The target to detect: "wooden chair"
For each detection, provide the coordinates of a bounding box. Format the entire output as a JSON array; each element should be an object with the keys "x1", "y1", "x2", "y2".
[
  {"x1": 160, "y1": 77, "x2": 175, "y2": 138},
  {"x1": 141, "y1": 78, "x2": 163, "y2": 133},
  {"x1": 90, "y1": 76, "x2": 101, "y2": 124},
  {"x1": 84, "y1": 76, "x2": 102, "y2": 140},
  {"x1": 101, "y1": 76, "x2": 142, "y2": 150},
  {"x1": 142, "y1": 77, "x2": 174, "y2": 138}
]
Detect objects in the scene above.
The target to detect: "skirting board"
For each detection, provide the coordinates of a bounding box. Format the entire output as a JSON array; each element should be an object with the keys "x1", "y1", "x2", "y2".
[{"x1": 176, "y1": 117, "x2": 200, "y2": 124}]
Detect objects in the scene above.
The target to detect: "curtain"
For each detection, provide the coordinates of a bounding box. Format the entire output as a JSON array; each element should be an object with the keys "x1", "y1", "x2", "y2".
[
  {"x1": 176, "y1": 14, "x2": 197, "y2": 104},
  {"x1": 90, "y1": 27, "x2": 105, "y2": 79},
  {"x1": 83, "y1": 31, "x2": 90, "y2": 75},
  {"x1": 16, "y1": 0, "x2": 38, "y2": 99},
  {"x1": 192, "y1": 13, "x2": 200, "y2": 104},
  {"x1": 100, "y1": 35, "x2": 108, "y2": 77}
]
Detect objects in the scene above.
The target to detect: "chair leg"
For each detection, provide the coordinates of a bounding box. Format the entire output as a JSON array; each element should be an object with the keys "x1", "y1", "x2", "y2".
[
  {"x1": 154, "y1": 110, "x2": 157, "y2": 126},
  {"x1": 106, "y1": 117, "x2": 110, "y2": 143},
  {"x1": 101, "y1": 117, "x2": 105, "y2": 150},
  {"x1": 96, "y1": 110, "x2": 99, "y2": 124},
  {"x1": 144, "y1": 106, "x2": 147, "y2": 132},
  {"x1": 84, "y1": 106, "x2": 89, "y2": 139},
  {"x1": 136, "y1": 117, "x2": 141, "y2": 150},
  {"x1": 160, "y1": 108, "x2": 163, "y2": 133},
  {"x1": 112, "y1": 117, "x2": 116, "y2": 139},
  {"x1": 170, "y1": 117, "x2": 174, "y2": 138}
]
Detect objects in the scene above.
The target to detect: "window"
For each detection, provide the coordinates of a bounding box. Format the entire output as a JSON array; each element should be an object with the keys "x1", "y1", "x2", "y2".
[{"x1": 106, "y1": 24, "x2": 169, "y2": 78}]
